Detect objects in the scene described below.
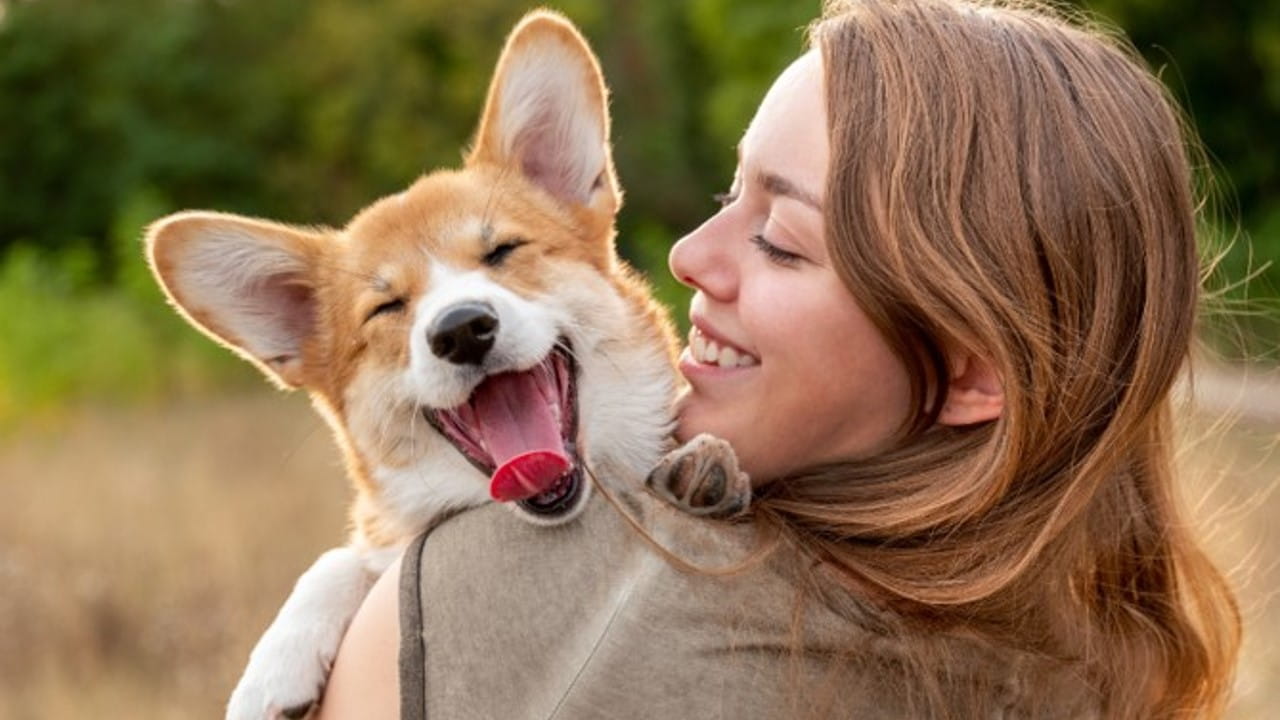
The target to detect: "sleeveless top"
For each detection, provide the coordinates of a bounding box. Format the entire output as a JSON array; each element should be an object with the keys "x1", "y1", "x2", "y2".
[{"x1": 398, "y1": 495, "x2": 1099, "y2": 719}]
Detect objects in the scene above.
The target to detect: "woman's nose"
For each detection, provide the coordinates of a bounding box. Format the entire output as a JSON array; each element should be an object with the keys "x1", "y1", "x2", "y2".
[{"x1": 669, "y1": 215, "x2": 737, "y2": 302}]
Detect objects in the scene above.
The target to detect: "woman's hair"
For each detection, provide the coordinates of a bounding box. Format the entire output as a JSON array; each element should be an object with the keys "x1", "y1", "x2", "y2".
[{"x1": 754, "y1": 0, "x2": 1241, "y2": 716}]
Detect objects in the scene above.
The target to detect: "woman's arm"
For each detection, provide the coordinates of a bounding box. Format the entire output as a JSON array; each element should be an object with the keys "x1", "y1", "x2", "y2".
[{"x1": 313, "y1": 556, "x2": 403, "y2": 720}]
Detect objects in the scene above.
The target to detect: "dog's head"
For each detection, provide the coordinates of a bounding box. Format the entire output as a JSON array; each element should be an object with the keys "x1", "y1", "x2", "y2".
[{"x1": 146, "y1": 11, "x2": 676, "y2": 535}]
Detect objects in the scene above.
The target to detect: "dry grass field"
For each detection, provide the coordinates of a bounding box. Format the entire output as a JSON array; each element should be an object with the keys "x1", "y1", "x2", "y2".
[
  {"x1": 0, "y1": 386, "x2": 1276, "y2": 719},
  {"x1": 0, "y1": 392, "x2": 348, "y2": 719}
]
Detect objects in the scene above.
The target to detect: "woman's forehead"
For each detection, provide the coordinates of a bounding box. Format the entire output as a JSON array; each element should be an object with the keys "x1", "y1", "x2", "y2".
[{"x1": 739, "y1": 50, "x2": 828, "y2": 200}]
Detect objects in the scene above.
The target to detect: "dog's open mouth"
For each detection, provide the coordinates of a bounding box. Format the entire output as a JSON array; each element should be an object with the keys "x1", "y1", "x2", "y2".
[{"x1": 425, "y1": 345, "x2": 582, "y2": 517}]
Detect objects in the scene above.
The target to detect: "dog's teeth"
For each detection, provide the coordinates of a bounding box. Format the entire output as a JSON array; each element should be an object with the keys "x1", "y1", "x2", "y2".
[{"x1": 718, "y1": 346, "x2": 739, "y2": 368}]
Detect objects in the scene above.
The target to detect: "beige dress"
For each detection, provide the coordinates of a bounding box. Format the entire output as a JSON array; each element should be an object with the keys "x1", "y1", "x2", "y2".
[{"x1": 398, "y1": 494, "x2": 1098, "y2": 719}]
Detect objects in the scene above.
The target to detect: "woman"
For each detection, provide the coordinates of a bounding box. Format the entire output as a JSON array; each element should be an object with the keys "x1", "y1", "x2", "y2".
[{"x1": 319, "y1": 1, "x2": 1240, "y2": 717}]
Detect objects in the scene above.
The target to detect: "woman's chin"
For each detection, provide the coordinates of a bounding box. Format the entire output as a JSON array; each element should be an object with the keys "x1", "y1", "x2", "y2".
[
  {"x1": 672, "y1": 390, "x2": 718, "y2": 443},
  {"x1": 673, "y1": 398, "x2": 756, "y2": 472}
]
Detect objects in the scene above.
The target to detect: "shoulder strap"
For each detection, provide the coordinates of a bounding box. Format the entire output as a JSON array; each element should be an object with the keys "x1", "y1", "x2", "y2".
[{"x1": 398, "y1": 530, "x2": 430, "y2": 720}]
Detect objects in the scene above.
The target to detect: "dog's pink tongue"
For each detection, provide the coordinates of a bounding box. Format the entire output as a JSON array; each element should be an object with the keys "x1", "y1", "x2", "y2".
[{"x1": 471, "y1": 370, "x2": 570, "y2": 502}]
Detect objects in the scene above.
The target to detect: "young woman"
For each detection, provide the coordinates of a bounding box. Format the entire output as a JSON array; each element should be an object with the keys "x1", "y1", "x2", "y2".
[{"x1": 318, "y1": 1, "x2": 1240, "y2": 717}]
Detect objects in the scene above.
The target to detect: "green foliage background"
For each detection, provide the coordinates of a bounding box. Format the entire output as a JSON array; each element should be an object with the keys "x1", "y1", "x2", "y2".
[{"x1": 0, "y1": 0, "x2": 1276, "y2": 427}]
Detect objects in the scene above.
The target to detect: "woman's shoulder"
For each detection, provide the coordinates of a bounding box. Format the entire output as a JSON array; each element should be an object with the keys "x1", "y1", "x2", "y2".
[
  {"x1": 409, "y1": 496, "x2": 893, "y2": 717},
  {"x1": 409, "y1": 496, "x2": 1095, "y2": 718}
]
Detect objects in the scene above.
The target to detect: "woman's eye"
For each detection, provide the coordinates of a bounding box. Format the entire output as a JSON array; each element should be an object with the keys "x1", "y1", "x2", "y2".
[
  {"x1": 750, "y1": 234, "x2": 803, "y2": 266},
  {"x1": 483, "y1": 239, "x2": 527, "y2": 267},
  {"x1": 365, "y1": 298, "x2": 406, "y2": 323}
]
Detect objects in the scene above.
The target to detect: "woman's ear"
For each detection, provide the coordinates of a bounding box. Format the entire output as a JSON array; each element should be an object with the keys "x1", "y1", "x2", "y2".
[{"x1": 937, "y1": 352, "x2": 1004, "y2": 426}]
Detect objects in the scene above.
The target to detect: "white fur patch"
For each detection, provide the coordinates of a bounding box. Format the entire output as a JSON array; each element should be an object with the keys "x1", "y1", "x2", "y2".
[
  {"x1": 407, "y1": 262, "x2": 567, "y2": 409},
  {"x1": 226, "y1": 546, "x2": 379, "y2": 720},
  {"x1": 372, "y1": 442, "x2": 491, "y2": 536},
  {"x1": 342, "y1": 362, "x2": 492, "y2": 537},
  {"x1": 434, "y1": 215, "x2": 486, "y2": 249}
]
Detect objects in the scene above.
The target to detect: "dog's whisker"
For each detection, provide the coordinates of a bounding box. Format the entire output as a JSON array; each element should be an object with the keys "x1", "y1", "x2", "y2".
[
  {"x1": 373, "y1": 379, "x2": 410, "y2": 458},
  {"x1": 593, "y1": 345, "x2": 627, "y2": 376},
  {"x1": 480, "y1": 162, "x2": 516, "y2": 231},
  {"x1": 308, "y1": 258, "x2": 382, "y2": 286},
  {"x1": 553, "y1": 338, "x2": 585, "y2": 364},
  {"x1": 552, "y1": 321, "x2": 631, "y2": 377},
  {"x1": 565, "y1": 334, "x2": 627, "y2": 376},
  {"x1": 408, "y1": 392, "x2": 422, "y2": 464}
]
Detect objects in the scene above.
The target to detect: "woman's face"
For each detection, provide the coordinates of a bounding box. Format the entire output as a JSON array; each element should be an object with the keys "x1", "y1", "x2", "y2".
[{"x1": 669, "y1": 51, "x2": 913, "y2": 482}]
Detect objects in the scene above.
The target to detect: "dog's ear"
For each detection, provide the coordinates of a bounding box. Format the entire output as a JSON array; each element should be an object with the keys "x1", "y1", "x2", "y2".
[
  {"x1": 145, "y1": 211, "x2": 327, "y2": 389},
  {"x1": 468, "y1": 10, "x2": 618, "y2": 216}
]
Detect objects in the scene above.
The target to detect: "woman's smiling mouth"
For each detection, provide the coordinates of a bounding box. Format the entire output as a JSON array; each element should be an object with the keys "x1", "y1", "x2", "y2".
[{"x1": 686, "y1": 325, "x2": 759, "y2": 368}]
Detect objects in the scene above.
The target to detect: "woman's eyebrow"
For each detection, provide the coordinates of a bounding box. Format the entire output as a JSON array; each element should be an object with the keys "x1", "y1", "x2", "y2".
[{"x1": 755, "y1": 169, "x2": 823, "y2": 211}]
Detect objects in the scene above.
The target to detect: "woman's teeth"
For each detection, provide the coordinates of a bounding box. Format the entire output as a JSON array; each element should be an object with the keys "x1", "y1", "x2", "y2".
[{"x1": 689, "y1": 328, "x2": 758, "y2": 368}]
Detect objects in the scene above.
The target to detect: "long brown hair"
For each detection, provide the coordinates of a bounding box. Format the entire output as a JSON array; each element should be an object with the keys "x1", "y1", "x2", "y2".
[{"x1": 753, "y1": 1, "x2": 1241, "y2": 716}]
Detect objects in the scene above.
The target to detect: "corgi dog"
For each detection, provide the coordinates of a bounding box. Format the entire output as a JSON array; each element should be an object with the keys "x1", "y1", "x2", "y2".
[{"x1": 146, "y1": 11, "x2": 685, "y2": 719}]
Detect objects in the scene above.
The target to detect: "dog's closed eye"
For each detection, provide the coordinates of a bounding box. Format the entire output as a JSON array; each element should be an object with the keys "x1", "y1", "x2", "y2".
[
  {"x1": 365, "y1": 298, "x2": 406, "y2": 323},
  {"x1": 483, "y1": 239, "x2": 528, "y2": 267}
]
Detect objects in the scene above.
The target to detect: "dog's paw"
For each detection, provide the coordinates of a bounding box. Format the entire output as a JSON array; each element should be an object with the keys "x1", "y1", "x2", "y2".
[
  {"x1": 645, "y1": 433, "x2": 751, "y2": 519},
  {"x1": 224, "y1": 623, "x2": 338, "y2": 720}
]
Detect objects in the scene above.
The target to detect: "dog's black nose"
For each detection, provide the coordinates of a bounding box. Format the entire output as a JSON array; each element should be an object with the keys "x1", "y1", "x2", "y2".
[{"x1": 428, "y1": 301, "x2": 498, "y2": 365}]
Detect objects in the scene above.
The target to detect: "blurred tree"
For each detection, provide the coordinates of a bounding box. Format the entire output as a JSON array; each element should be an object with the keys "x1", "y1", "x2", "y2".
[
  {"x1": 0, "y1": 0, "x2": 808, "y2": 271},
  {"x1": 1081, "y1": 0, "x2": 1280, "y2": 323},
  {"x1": 0, "y1": 0, "x2": 1274, "y2": 337}
]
